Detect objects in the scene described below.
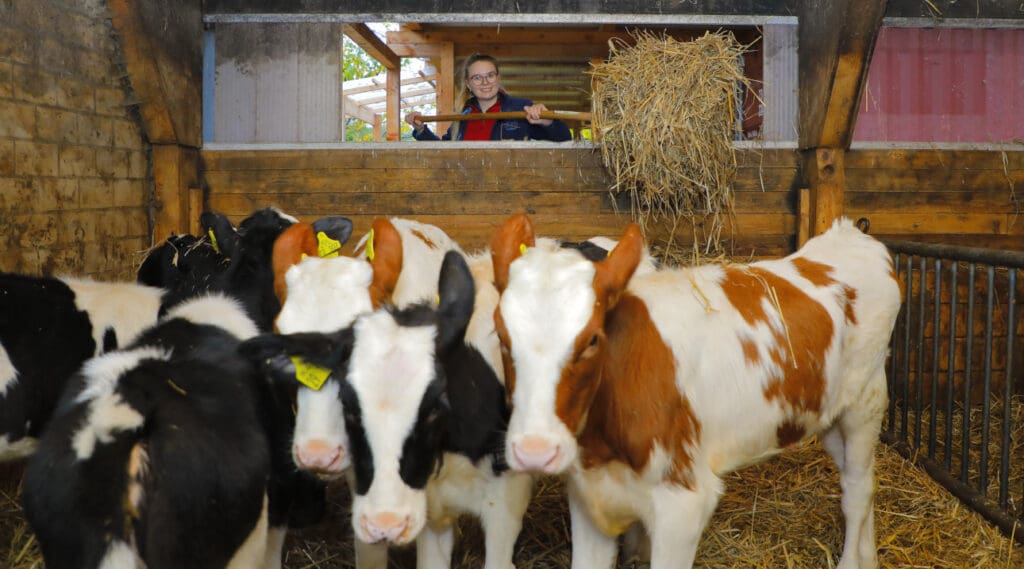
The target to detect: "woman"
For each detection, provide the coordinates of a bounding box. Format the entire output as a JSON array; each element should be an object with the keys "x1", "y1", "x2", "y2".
[{"x1": 406, "y1": 53, "x2": 572, "y2": 141}]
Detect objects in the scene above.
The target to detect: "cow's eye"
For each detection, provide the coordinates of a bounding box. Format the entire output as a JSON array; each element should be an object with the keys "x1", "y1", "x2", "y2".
[{"x1": 579, "y1": 334, "x2": 600, "y2": 360}]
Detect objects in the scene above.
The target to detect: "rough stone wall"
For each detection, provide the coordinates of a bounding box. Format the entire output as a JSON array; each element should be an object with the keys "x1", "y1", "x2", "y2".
[{"x1": 0, "y1": 0, "x2": 151, "y2": 280}]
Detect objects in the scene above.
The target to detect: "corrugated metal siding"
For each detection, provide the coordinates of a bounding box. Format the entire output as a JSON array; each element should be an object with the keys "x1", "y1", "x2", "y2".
[
  {"x1": 854, "y1": 27, "x2": 1024, "y2": 143},
  {"x1": 761, "y1": 24, "x2": 799, "y2": 142}
]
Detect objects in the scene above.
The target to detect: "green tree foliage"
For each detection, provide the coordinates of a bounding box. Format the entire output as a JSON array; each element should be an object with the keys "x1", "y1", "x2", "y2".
[{"x1": 343, "y1": 30, "x2": 428, "y2": 142}]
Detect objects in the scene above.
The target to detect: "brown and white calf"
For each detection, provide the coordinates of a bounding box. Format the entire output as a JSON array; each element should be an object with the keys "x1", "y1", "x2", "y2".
[{"x1": 490, "y1": 215, "x2": 901, "y2": 569}]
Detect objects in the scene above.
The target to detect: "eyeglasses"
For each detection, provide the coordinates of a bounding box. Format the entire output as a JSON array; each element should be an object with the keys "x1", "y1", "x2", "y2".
[{"x1": 468, "y1": 71, "x2": 499, "y2": 85}]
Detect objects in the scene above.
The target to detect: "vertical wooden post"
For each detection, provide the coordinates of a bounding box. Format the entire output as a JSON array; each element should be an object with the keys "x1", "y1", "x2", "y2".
[
  {"x1": 437, "y1": 42, "x2": 454, "y2": 138},
  {"x1": 803, "y1": 147, "x2": 846, "y2": 237},
  {"x1": 373, "y1": 114, "x2": 382, "y2": 142},
  {"x1": 386, "y1": 67, "x2": 400, "y2": 141},
  {"x1": 188, "y1": 186, "x2": 204, "y2": 235},
  {"x1": 797, "y1": 187, "x2": 811, "y2": 248},
  {"x1": 152, "y1": 144, "x2": 199, "y2": 240}
]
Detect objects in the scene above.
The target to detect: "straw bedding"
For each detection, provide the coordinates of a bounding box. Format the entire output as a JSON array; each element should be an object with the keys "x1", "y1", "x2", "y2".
[{"x1": 3, "y1": 424, "x2": 1021, "y2": 568}]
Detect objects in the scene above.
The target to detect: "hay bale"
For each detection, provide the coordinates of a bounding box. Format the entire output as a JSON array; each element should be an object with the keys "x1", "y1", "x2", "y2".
[{"x1": 590, "y1": 31, "x2": 754, "y2": 261}]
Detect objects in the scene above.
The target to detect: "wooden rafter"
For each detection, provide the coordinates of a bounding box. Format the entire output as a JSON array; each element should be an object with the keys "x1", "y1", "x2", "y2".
[{"x1": 343, "y1": 23, "x2": 400, "y2": 70}]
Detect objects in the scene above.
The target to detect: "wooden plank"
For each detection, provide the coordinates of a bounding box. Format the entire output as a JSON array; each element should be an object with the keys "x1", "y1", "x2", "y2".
[
  {"x1": 797, "y1": 0, "x2": 886, "y2": 149},
  {"x1": 200, "y1": 147, "x2": 796, "y2": 172},
  {"x1": 846, "y1": 169, "x2": 1024, "y2": 193},
  {"x1": 847, "y1": 191, "x2": 1020, "y2": 213},
  {"x1": 847, "y1": 149, "x2": 1024, "y2": 171},
  {"x1": 845, "y1": 213, "x2": 1010, "y2": 235},
  {"x1": 343, "y1": 23, "x2": 400, "y2": 70}
]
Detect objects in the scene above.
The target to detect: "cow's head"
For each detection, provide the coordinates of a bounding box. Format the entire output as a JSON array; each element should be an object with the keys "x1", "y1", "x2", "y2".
[
  {"x1": 243, "y1": 250, "x2": 473, "y2": 545},
  {"x1": 265, "y1": 217, "x2": 403, "y2": 478},
  {"x1": 490, "y1": 214, "x2": 644, "y2": 474}
]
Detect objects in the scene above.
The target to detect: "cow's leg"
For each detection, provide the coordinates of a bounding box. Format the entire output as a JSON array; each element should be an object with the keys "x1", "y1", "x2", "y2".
[
  {"x1": 647, "y1": 469, "x2": 722, "y2": 569},
  {"x1": 829, "y1": 387, "x2": 884, "y2": 569},
  {"x1": 415, "y1": 524, "x2": 454, "y2": 569},
  {"x1": 260, "y1": 525, "x2": 287, "y2": 569},
  {"x1": 227, "y1": 495, "x2": 269, "y2": 569},
  {"x1": 567, "y1": 485, "x2": 617, "y2": 569},
  {"x1": 479, "y1": 471, "x2": 533, "y2": 569},
  {"x1": 354, "y1": 539, "x2": 388, "y2": 569}
]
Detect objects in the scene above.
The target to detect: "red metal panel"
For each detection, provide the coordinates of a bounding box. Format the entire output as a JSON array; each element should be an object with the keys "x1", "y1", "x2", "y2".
[{"x1": 854, "y1": 27, "x2": 1024, "y2": 143}]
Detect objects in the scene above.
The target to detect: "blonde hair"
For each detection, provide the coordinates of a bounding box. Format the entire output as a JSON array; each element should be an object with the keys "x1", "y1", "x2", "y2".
[{"x1": 454, "y1": 53, "x2": 501, "y2": 112}]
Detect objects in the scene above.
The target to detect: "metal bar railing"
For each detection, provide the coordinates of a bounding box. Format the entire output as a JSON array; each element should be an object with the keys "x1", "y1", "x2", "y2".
[{"x1": 882, "y1": 239, "x2": 1024, "y2": 545}]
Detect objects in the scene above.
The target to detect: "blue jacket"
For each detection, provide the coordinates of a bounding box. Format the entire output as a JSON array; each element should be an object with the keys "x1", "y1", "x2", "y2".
[{"x1": 413, "y1": 92, "x2": 572, "y2": 142}]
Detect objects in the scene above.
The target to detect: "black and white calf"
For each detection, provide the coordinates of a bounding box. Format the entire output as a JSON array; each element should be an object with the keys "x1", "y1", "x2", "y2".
[
  {"x1": 0, "y1": 274, "x2": 164, "y2": 460},
  {"x1": 23, "y1": 294, "x2": 292, "y2": 569},
  {"x1": 243, "y1": 251, "x2": 533, "y2": 569}
]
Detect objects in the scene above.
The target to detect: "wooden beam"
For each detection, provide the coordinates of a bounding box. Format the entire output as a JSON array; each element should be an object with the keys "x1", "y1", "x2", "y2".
[
  {"x1": 802, "y1": 148, "x2": 846, "y2": 236},
  {"x1": 386, "y1": 68, "x2": 400, "y2": 141},
  {"x1": 343, "y1": 23, "x2": 400, "y2": 70},
  {"x1": 107, "y1": 0, "x2": 203, "y2": 146},
  {"x1": 152, "y1": 144, "x2": 200, "y2": 239},
  {"x1": 342, "y1": 94, "x2": 377, "y2": 123},
  {"x1": 797, "y1": 0, "x2": 887, "y2": 149},
  {"x1": 438, "y1": 42, "x2": 455, "y2": 137}
]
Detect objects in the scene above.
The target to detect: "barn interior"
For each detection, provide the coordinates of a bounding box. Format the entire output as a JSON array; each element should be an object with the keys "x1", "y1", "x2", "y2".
[{"x1": 0, "y1": 0, "x2": 1022, "y2": 567}]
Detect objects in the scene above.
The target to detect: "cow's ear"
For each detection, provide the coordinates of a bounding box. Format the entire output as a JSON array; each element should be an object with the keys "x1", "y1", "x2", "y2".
[
  {"x1": 436, "y1": 251, "x2": 475, "y2": 352},
  {"x1": 200, "y1": 211, "x2": 240, "y2": 258},
  {"x1": 365, "y1": 218, "x2": 403, "y2": 308},
  {"x1": 594, "y1": 224, "x2": 644, "y2": 309},
  {"x1": 491, "y1": 214, "x2": 535, "y2": 293},
  {"x1": 240, "y1": 329, "x2": 354, "y2": 369},
  {"x1": 272, "y1": 223, "x2": 318, "y2": 305},
  {"x1": 311, "y1": 216, "x2": 354, "y2": 254}
]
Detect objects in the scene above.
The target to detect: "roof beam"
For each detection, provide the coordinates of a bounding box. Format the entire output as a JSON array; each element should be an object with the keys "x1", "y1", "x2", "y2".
[{"x1": 343, "y1": 23, "x2": 400, "y2": 70}]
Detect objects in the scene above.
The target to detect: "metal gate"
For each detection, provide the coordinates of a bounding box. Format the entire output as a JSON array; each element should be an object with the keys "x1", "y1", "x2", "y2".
[{"x1": 882, "y1": 240, "x2": 1023, "y2": 544}]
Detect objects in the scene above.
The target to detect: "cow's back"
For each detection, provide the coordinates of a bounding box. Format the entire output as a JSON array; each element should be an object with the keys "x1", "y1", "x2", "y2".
[{"x1": 627, "y1": 220, "x2": 900, "y2": 475}]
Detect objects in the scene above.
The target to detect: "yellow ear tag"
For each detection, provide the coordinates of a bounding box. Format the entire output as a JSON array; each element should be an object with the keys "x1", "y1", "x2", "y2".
[
  {"x1": 316, "y1": 231, "x2": 341, "y2": 258},
  {"x1": 365, "y1": 229, "x2": 375, "y2": 261},
  {"x1": 519, "y1": 243, "x2": 527, "y2": 256},
  {"x1": 290, "y1": 356, "x2": 330, "y2": 391},
  {"x1": 207, "y1": 229, "x2": 221, "y2": 254},
  {"x1": 300, "y1": 252, "x2": 308, "y2": 260}
]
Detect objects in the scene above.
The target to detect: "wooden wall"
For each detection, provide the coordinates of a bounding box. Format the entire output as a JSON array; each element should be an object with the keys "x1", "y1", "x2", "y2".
[{"x1": 200, "y1": 146, "x2": 1022, "y2": 259}]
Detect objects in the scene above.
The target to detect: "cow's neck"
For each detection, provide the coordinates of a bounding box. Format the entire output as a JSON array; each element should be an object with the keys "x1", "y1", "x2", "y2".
[{"x1": 576, "y1": 293, "x2": 701, "y2": 489}]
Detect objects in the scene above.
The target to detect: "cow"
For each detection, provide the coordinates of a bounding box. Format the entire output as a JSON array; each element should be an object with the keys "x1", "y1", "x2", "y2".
[
  {"x1": 489, "y1": 214, "x2": 902, "y2": 569},
  {"x1": 0, "y1": 208, "x2": 352, "y2": 465},
  {"x1": 242, "y1": 250, "x2": 533, "y2": 569},
  {"x1": 0, "y1": 274, "x2": 164, "y2": 460},
  {"x1": 22, "y1": 293, "x2": 289, "y2": 569}
]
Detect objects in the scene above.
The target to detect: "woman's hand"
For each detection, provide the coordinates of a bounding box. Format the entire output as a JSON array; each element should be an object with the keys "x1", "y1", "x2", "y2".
[
  {"x1": 524, "y1": 104, "x2": 554, "y2": 127},
  {"x1": 405, "y1": 111, "x2": 425, "y2": 132}
]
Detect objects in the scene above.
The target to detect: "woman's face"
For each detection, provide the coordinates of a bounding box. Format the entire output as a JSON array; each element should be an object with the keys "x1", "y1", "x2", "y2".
[{"x1": 466, "y1": 60, "x2": 500, "y2": 102}]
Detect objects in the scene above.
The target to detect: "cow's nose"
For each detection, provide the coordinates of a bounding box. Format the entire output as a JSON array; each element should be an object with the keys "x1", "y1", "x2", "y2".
[
  {"x1": 511, "y1": 435, "x2": 560, "y2": 472},
  {"x1": 294, "y1": 439, "x2": 347, "y2": 474},
  {"x1": 361, "y1": 512, "x2": 410, "y2": 543}
]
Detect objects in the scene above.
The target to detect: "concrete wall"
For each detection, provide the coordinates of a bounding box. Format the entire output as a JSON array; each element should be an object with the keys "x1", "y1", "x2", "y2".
[{"x1": 0, "y1": 0, "x2": 150, "y2": 280}]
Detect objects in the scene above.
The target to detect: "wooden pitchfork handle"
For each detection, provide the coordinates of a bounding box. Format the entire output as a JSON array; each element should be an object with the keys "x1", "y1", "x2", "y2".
[{"x1": 416, "y1": 111, "x2": 592, "y2": 122}]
